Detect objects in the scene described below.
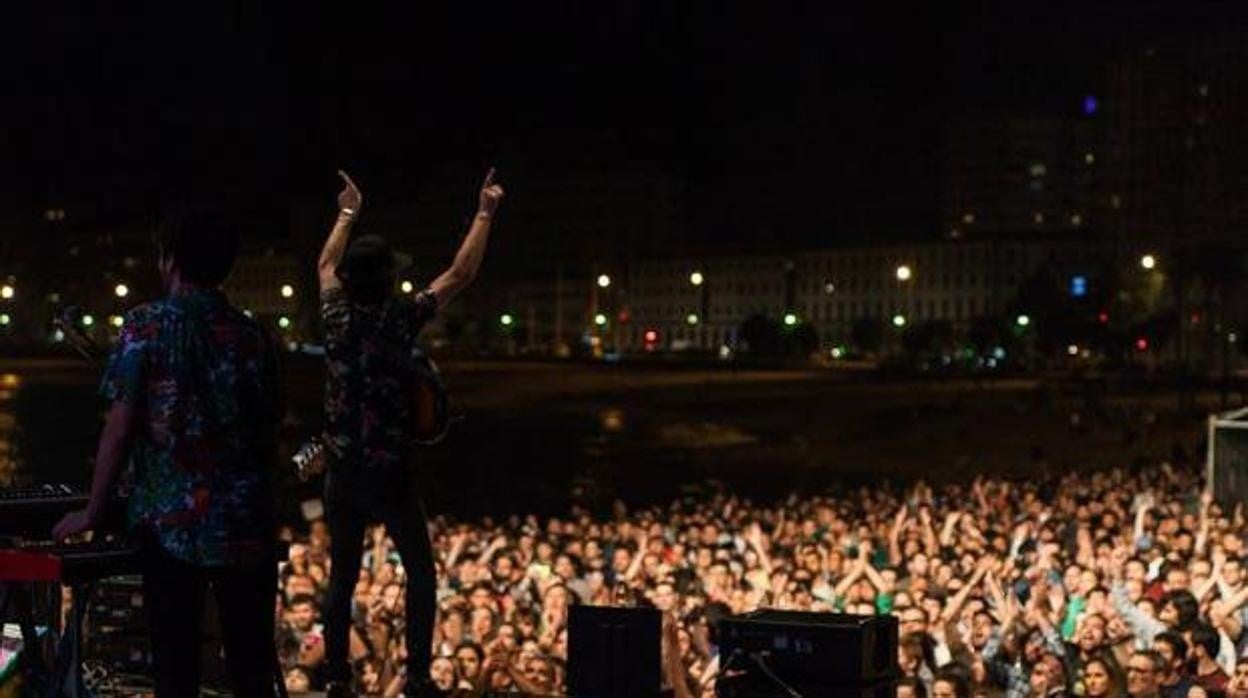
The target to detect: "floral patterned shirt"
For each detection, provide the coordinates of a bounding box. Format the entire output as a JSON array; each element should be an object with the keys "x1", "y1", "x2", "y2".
[
  {"x1": 321, "y1": 287, "x2": 438, "y2": 470},
  {"x1": 101, "y1": 287, "x2": 280, "y2": 566}
]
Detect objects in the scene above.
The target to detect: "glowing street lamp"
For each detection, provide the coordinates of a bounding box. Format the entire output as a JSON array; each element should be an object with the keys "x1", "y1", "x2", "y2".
[
  {"x1": 689, "y1": 271, "x2": 704, "y2": 286},
  {"x1": 892, "y1": 314, "x2": 907, "y2": 328},
  {"x1": 0, "y1": 314, "x2": 9, "y2": 326},
  {"x1": 114, "y1": 283, "x2": 129, "y2": 299},
  {"x1": 1016, "y1": 314, "x2": 1031, "y2": 327},
  {"x1": 280, "y1": 284, "x2": 295, "y2": 299},
  {"x1": 686, "y1": 313, "x2": 699, "y2": 325},
  {"x1": 783, "y1": 313, "x2": 798, "y2": 327},
  {"x1": 594, "y1": 313, "x2": 608, "y2": 327},
  {"x1": 277, "y1": 316, "x2": 291, "y2": 330},
  {"x1": 1140, "y1": 254, "x2": 1157, "y2": 271},
  {"x1": 597, "y1": 274, "x2": 611, "y2": 288},
  {"x1": 0, "y1": 285, "x2": 13, "y2": 300},
  {"x1": 400, "y1": 280, "x2": 415, "y2": 294},
  {"x1": 500, "y1": 313, "x2": 514, "y2": 327},
  {"x1": 895, "y1": 265, "x2": 912, "y2": 282},
  {"x1": 81, "y1": 314, "x2": 95, "y2": 327}
]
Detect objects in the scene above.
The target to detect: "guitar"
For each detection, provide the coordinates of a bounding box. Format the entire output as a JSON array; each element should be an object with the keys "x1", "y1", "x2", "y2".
[{"x1": 291, "y1": 348, "x2": 462, "y2": 481}]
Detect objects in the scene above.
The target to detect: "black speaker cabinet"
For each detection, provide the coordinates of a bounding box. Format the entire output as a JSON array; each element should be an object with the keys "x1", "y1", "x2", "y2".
[
  {"x1": 568, "y1": 606, "x2": 662, "y2": 698},
  {"x1": 718, "y1": 611, "x2": 898, "y2": 687}
]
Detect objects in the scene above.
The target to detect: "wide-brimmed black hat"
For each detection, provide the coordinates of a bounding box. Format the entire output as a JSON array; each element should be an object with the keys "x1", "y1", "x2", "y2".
[{"x1": 335, "y1": 235, "x2": 412, "y2": 287}]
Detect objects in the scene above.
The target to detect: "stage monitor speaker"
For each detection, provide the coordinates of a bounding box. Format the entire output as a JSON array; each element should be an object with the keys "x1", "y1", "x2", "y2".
[
  {"x1": 717, "y1": 677, "x2": 898, "y2": 698},
  {"x1": 567, "y1": 605, "x2": 661, "y2": 698},
  {"x1": 718, "y1": 610, "x2": 898, "y2": 688}
]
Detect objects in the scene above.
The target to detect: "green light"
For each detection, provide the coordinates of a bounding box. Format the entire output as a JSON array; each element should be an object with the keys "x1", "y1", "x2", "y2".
[
  {"x1": 0, "y1": 314, "x2": 9, "y2": 326},
  {"x1": 278, "y1": 316, "x2": 291, "y2": 329},
  {"x1": 500, "y1": 313, "x2": 514, "y2": 327},
  {"x1": 783, "y1": 313, "x2": 797, "y2": 326}
]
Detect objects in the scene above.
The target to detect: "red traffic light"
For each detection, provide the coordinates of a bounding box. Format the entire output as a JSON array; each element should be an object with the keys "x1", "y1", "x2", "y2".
[
  {"x1": 1097, "y1": 311, "x2": 1109, "y2": 324},
  {"x1": 1135, "y1": 337, "x2": 1149, "y2": 351},
  {"x1": 644, "y1": 329, "x2": 658, "y2": 343}
]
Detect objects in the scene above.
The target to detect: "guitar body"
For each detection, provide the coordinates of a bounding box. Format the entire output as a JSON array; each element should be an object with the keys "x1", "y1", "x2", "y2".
[{"x1": 408, "y1": 351, "x2": 454, "y2": 445}]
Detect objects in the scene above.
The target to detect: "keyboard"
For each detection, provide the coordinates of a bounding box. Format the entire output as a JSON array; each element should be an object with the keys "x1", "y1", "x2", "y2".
[{"x1": 0, "y1": 538, "x2": 141, "y2": 584}]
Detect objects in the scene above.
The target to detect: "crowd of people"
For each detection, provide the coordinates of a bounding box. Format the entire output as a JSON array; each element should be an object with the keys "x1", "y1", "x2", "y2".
[{"x1": 275, "y1": 461, "x2": 1248, "y2": 697}]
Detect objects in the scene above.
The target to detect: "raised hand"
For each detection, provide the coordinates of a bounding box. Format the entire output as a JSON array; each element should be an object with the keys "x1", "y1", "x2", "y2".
[
  {"x1": 478, "y1": 167, "x2": 505, "y2": 216},
  {"x1": 337, "y1": 169, "x2": 363, "y2": 213}
]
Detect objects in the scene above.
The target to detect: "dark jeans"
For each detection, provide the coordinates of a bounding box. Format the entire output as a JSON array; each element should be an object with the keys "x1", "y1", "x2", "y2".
[
  {"x1": 323, "y1": 464, "x2": 435, "y2": 686},
  {"x1": 141, "y1": 544, "x2": 277, "y2": 697}
]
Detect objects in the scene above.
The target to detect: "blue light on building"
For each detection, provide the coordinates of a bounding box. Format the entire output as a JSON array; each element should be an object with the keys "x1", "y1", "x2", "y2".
[
  {"x1": 1083, "y1": 95, "x2": 1098, "y2": 115},
  {"x1": 1070, "y1": 275, "x2": 1088, "y2": 297}
]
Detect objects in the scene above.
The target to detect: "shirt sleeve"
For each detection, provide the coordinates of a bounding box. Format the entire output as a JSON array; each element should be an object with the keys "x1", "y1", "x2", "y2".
[
  {"x1": 99, "y1": 312, "x2": 148, "y2": 404},
  {"x1": 320, "y1": 287, "x2": 351, "y2": 344}
]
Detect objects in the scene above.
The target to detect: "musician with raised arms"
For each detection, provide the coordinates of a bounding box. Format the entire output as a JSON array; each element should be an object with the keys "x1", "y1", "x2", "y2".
[
  {"x1": 52, "y1": 210, "x2": 282, "y2": 696},
  {"x1": 318, "y1": 168, "x2": 504, "y2": 697}
]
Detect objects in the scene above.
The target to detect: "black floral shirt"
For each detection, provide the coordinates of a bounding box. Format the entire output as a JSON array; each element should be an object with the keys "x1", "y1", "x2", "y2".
[{"x1": 321, "y1": 287, "x2": 438, "y2": 469}]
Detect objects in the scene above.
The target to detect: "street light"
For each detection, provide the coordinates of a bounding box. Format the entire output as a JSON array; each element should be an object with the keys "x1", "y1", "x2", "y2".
[
  {"x1": 0, "y1": 314, "x2": 9, "y2": 326},
  {"x1": 0, "y1": 285, "x2": 13, "y2": 300},
  {"x1": 686, "y1": 313, "x2": 699, "y2": 325},
  {"x1": 783, "y1": 313, "x2": 798, "y2": 327},
  {"x1": 895, "y1": 265, "x2": 912, "y2": 282},
  {"x1": 81, "y1": 314, "x2": 94, "y2": 327},
  {"x1": 114, "y1": 283, "x2": 129, "y2": 299},
  {"x1": 400, "y1": 281, "x2": 414, "y2": 294},
  {"x1": 594, "y1": 313, "x2": 608, "y2": 327},
  {"x1": 1016, "y1": 314, "x2": 1031, "y2": 327},
  {"x1": 892, "y1": 314, "x2": 907, "y2": 328},
  {"x1": 689, "y1": 271, "x2": 704, "y2": 286},
  {"x1": 1140, "y1": 254, "x2": 1157, "y2": 270},
  {"x1": 278, "y1": 316, "x2": 291, "y2": 330},
  {"x1": 110, "y1": 315, "x2": 124, "y2": 328},
  {"x1": 597, "y1": 274, "x2": 611, "y2": 288},
  {"x1": 280, "y1": 284, "x2": 295, "y2": 299},
  {"x1": 500, "y1": 313, "x2": 514, "y2": 327}
]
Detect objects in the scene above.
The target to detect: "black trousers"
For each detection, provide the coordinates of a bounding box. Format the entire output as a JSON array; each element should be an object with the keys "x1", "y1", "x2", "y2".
[
  {"x1": 323, "y1": 464, "x2": 435, "y2": 686},
  {"x1": 141, "y1": 544, "x2": 277, "y2": 697}
]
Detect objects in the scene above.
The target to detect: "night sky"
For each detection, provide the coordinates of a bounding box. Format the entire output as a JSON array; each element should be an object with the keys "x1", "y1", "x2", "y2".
[{"x1": 6, "y1": 1, "x2": 1244, "y2": 251}]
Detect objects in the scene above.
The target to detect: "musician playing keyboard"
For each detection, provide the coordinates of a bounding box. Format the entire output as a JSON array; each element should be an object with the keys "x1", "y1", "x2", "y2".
[
  {"x1": 51, "y1": 209, "x2": 282, "y2": 697},
  {"x1": 317, "y1": 169, "x2": 503, "y2": 697}
]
